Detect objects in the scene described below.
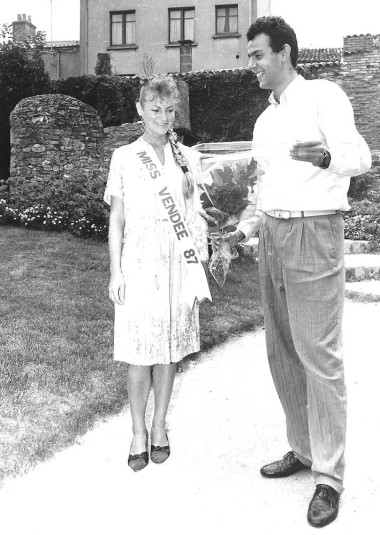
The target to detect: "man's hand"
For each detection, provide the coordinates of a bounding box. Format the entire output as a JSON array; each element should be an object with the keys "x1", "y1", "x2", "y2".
[
  {"x1": 289, "y1": 141, "x2": 325, "y2": 167},
  {"x1": 219, "y1": 229, "x2": 245, "y2": 248}
]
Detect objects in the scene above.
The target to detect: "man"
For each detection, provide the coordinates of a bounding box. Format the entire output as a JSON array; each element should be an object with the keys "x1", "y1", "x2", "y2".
[{"x1": 226, "y1": 16, "x2": 372, "y2": 528}]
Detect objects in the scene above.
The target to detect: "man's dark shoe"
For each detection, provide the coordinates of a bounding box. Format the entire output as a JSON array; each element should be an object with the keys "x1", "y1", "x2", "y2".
[
  {"x1": 307, "y1": 484, "x2": 340, "y2": 528},
  {"x1": 260, "y1": 451, "x2": 308, "y2": 478}
]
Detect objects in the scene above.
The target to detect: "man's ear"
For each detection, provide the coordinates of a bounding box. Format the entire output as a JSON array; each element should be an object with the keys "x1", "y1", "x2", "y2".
[
  {"x1": 281, "y1": 43, "x2": 292, "y2": 63},
  {"x1": 136, "y1": 102, "x2": 143, "y2": 117}
]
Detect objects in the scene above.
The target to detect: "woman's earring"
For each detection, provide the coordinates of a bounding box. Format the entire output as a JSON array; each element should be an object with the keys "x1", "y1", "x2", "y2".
[{"x1": 139, "y1": 116, "x2": 145, "y2": 135}]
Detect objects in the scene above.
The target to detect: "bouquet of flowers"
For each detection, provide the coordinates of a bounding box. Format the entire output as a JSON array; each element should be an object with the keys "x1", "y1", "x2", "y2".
[{"x1": 195, "y1": 142, "x2": 260, "y2": 286}]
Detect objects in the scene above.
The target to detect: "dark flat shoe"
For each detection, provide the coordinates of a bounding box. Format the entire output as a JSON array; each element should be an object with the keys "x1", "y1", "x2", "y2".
[
  {"x1": 128, "y1": 431, "x2": 149, "y2": 472},
  {"x1": 150, "y1": 430, "x2": 170, "y2": 464},
  {"x1": 307, "y1": 484, "x2": 340, "y2": 527},
  {"x1": 260, "y1": 451, "x2": 309, "y2": 478}
]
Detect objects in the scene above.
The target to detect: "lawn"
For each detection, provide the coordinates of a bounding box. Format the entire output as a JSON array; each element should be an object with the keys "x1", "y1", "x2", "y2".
[{"x1": 0, "y1": 226, "x2": 263, "y2": 483}]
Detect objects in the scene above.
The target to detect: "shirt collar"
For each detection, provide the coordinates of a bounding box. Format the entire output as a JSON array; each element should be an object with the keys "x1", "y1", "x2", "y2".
[{"x1": 268, "y1": 75, "x2": 305, "y2": 106}]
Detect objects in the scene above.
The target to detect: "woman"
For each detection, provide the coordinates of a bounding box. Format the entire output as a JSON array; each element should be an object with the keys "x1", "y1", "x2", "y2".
[{"x1": 104, "y1": 75, "x2": 211, "y2": 471}]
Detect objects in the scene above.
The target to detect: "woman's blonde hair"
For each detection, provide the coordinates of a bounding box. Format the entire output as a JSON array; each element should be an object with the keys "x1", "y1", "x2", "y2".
[
  {"x1": 138, "y1": 75, "x2": 194, "y2": 200},
  {"x1": 139, "y1": 75, "x2": 179, "y2": 107}
]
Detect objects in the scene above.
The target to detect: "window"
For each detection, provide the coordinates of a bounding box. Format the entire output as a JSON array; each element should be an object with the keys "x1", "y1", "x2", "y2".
[
  {"x1": 216, "y1": 5, "x2": 238, "y2": 35},
  {"x1": 169, "y1": 8, "x2": 195, "y2": 43},
  {"x1": 110, "y1": 11, "x2": 136, "y2": 46}
]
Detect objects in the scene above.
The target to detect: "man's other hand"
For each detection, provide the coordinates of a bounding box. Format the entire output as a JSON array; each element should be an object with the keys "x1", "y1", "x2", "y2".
[{"x1": 290, "y1": 140, "x2": 325, "y2": 167}]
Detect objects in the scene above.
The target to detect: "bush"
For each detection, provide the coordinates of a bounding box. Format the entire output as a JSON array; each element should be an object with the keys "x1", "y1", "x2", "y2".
[
  {"x1": 0, "y1": 200, "x2": 108, "y2": 240},
  {"x1": 95, "y1": 53, "x2": 112, "y2": 76},
  {"x1": 348, "y1": 174, "x2": 370, "y2": 199},
  {"x1": 180, "y1": 69, "x2": 269, "y2": 143},
  {"x1": 0, "y1": 25, "x2": 51, "y2": 182},
  {"x1": 344, "y1": 198, "x2": 380, "y2": 249},
  {"x1": 53, "y1": 75, "x2": 140, "y2": 128}
]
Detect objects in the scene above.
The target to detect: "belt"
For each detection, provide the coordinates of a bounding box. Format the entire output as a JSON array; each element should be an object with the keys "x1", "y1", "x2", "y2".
[{"x1": 265, "y1": 209, "x2": 340, "y2": 219}]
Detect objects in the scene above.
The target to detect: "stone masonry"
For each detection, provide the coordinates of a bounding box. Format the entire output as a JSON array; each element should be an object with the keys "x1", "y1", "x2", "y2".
[
  {"x1": 342, "y1": 35, "x2": 380, "y2": 199},
  {"x1": 9, "y1": 94, "x2": 104, "y2": 215}
]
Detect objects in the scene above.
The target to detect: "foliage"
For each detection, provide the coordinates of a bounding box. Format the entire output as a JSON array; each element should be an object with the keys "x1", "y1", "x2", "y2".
[
  {"x1": 180, "y1": 69, "x2": 270, "y2": 143},
  {"x1": 53, "y1": 74, "x2": 140, "y2": 127},
  {"x1": 0, "y1": 24, "x2": 51, "y2": 181},
  {"x1": 138, "y1": 53, "x2": 156, "y2": 76},
  {"x1": 348, "y1": 174, "x2": 370, "y2": 199},
  {"x1": 95, "y1": 53, "x2": 113, "y2": 75},
  {"x1": 200, "y1": 157, "x2": 258, "y2": 233},
  {"x1": 0, "y1": 200, "x2": 108, "y2": 240},
  {"x1": 69, "y1": 216, "x2": 108, "y2": 240},
  {"x1": 343, "y1": 198, "x2": 380, "y2": 249}
]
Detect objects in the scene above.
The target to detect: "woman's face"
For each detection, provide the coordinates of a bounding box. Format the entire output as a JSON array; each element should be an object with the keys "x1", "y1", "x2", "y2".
[{"x1": 137, "y1": 92, "x2": 176, "y2": 138}]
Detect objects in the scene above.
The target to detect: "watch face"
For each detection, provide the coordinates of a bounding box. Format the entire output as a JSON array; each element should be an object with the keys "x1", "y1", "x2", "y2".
[{"x1": 320, "y1": 150, "x2": 330, "y2": 169}]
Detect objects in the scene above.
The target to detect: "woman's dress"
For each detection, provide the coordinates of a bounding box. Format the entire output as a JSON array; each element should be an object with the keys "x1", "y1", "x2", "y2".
[{"x1": 104, "y1": 137, "x2": 208, "y2": 365}]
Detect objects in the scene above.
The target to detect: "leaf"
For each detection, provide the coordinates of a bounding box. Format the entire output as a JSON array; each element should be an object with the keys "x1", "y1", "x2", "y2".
[
  {"x1": 210, "y1": 169, "x2": 224, "y2": 187},
  {"x1": 205, "y1": 206, "x2": 229, "y2": 222}
]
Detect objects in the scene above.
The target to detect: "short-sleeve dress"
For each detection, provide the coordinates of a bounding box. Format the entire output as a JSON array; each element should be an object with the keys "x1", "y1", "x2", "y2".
[{"x1": 104, "y1": 137, "x2": 209, "y2": 365}]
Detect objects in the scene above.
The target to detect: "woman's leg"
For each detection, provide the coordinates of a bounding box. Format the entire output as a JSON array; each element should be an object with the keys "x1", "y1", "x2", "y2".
[
  {"x1": 127, "y1": 364, "x2": 152, "y2": 454},
  {"x1": 151, "y1": 362, "x2": 177, "y2": 445}
]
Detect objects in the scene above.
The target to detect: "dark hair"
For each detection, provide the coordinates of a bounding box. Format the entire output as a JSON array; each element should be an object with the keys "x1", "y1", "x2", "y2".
[{"x1": 246, "y1": 16, "x2": 298, "y2": 69}]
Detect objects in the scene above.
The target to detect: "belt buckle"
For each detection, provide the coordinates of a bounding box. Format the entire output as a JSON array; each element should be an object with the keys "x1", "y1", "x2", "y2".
[{"x1": 275, "y1": 210, "x2": 291, "y2": 219}]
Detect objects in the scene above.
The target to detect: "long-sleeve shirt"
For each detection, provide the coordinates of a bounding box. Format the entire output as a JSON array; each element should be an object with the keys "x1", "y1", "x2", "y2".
[{"x1": 237, "y1": 75, "x2": 372, "y2": 240}]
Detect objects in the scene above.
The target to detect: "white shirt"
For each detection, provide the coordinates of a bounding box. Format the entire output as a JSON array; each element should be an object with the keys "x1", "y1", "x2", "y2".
[{"x1": 238, "y1": 75, "x2": 372, "y2": 239}]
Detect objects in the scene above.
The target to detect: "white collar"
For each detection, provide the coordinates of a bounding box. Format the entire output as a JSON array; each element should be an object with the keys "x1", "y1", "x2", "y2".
[{"x1": 268, "y1": 75, "x2": 305, "y2": 106}]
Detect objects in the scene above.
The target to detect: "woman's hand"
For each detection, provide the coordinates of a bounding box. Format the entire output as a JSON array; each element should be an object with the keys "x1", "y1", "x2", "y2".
[{"x1": 108, "y1": 271, "x2": 125, "y2": 305}]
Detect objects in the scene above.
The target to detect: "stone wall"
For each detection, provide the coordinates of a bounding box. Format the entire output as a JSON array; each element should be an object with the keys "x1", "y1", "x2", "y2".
[
  {"x1": 9, "y1": 94, "x2": 105, "y2": 217},
  {"x1": 103, "y1": 122, "x2": 142, "y2": 182},
  {"x1": 302, "y1": 36, "x2": 380, "y2": 200},
  {"x1": 341, "y1": 35, "x2": 380, "y2": 153},
  {"x1": 341, "y1": 35, "x2": 380, "y2": 200}
]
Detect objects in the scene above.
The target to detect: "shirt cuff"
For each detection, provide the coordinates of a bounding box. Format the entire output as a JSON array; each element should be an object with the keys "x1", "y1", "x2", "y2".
[{"x1": 237, "y1": 215, "x2": 262, "y2": 242}]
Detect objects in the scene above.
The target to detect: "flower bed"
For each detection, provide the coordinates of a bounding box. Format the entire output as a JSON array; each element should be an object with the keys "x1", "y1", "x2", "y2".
[{"x1": 0, "y1": 199, "x2": 107, "y2": 240}]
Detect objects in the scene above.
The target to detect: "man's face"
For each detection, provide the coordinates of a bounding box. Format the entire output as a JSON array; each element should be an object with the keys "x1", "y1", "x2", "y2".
[{"x1": 247, "y1": 33, "x2": 284, "y2": 91}]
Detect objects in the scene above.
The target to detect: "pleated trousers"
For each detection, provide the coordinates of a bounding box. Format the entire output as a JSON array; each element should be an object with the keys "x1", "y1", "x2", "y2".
[{"x1": 258, "y1": 213, "x2": 346, "y2": 493}]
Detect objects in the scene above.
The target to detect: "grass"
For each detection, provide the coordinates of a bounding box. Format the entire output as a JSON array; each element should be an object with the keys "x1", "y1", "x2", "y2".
[{"x1": 0, "y1": 226, "x2": 263, "y2": 483}]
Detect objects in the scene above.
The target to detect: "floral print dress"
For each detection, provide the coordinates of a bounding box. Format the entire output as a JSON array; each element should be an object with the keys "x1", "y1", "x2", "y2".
[{"x1": 104, "y1": 137, "x2": 208, "y2": 365}]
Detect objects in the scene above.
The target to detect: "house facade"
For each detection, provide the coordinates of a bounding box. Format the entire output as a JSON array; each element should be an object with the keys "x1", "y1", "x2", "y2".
[
  {"x1": 11, "y1": 14, "x2": 81, "y2": 80},
  {"x1": 42, "y1": 41, "x2": 81, "y2": 80},
  {"x1": 80, "y1": 0, "x2": 272, "y2": 76}
]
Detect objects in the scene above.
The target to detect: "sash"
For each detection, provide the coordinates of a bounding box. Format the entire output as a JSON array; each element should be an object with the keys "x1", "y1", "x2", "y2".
[{"x1": 136, "y1": 147, "x2": 212, "y2": 309}]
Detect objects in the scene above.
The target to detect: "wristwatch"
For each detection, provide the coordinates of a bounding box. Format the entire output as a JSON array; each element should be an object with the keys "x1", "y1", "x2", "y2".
[{"x1": 319, "y1": 149, "x2": 331, "y2": 169}]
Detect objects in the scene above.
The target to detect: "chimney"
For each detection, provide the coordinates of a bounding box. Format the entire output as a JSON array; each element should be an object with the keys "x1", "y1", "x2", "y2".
[
  {"x1": 179, "y1": 40, "x2": 193, "y2": 73},
  {"x1": 12, "y1": 14, "x2": 36, "y2": 41}
]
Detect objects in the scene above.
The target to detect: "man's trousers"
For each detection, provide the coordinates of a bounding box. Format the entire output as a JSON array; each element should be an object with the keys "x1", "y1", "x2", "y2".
[{"x1": 258, "y1": 213, "x2": 346, "y2": 493}]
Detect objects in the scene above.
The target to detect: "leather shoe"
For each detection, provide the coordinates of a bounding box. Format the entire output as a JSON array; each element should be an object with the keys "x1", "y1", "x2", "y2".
[
  {"x1": 128, "y1": 431, "x2": 149, "y2": 472},
  {"x1": 150, "y1": 429, "x2": 170, "y2": 464},
  {"x1": 307, "y1": 484, "x2": 340, "y2": 527},
  {"x1": 260, "y1": 451, "x2": 308, "y2": 478}
]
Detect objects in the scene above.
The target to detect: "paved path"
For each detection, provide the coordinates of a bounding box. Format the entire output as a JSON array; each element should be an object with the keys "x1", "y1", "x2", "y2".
[{"x1": 0, "y1": 299, "x2": 379, "y2": 535}]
